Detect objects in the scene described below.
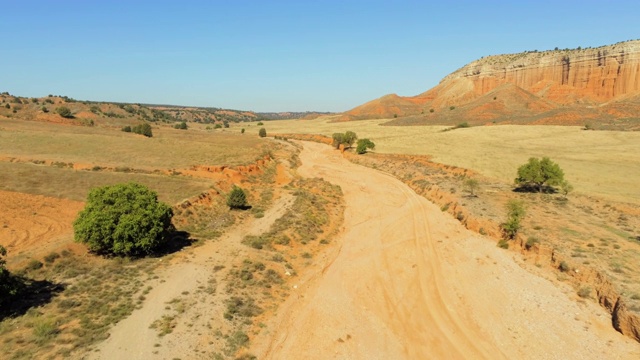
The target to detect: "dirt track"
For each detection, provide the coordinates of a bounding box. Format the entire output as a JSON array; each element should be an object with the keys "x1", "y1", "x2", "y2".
[{"x1": 254, "y1": 141, "x2": 640, "y2": 359}]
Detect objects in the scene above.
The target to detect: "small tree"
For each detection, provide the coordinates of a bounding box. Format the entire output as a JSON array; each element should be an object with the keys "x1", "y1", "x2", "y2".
[
  {"x1": 332, "y1": 131, "x2": 357, "y2": 149},
  {"x1": 227, "y1": 186, "x2": 247, "y2": 209},
  {"x1": 73, "y1": 183, "x2": 173, "y2": 256},
  {"x1": 515, "y1": 157, "x2": 564, "y2": 192},
  {"x1": 174, "y1": 121, "x2": 188, "y2": 130},
  {"x1": 258, "y1": 128, "x2": 267, "y2": 137},
  {"x1": 55, "y1": 106, "x2": 73, "y2": 118},
  {"x1": 501, "y1": 199, "x2": 525, "y2": 240},
  {"x1": 356, "y1": 138, "x2": 375, "y2": 154},
  {"x1": 463, "y1": 178, "x2": 479, "y2": 197},
  {"x1": 332, "y1": 133, "x2": 345, "y2": 149},
  {"x1": 560, "y1": 180, "x2": 573, "y2": 199},
  {"x1": 241, "y1": 128, "x2": 245, "y2": 134},
  {"x1": 343, "y1": 131, "x2": 357, "y2": 147}
]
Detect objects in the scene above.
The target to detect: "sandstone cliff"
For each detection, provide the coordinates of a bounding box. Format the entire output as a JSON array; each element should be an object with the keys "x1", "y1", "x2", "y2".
[{"x1": 342, "y1": 40, "x2": 640, "y2": 129}]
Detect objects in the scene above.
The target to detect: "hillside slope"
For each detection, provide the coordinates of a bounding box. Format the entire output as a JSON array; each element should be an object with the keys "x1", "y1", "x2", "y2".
[{"x1": 342, "y1": 40, "x2": 640, "y2": 129}]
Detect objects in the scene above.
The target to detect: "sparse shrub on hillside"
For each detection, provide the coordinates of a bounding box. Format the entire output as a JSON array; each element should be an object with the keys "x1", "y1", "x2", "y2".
[
  {"x1": 258, "y1": 128, "x2": 267, "y2": 137},
  {"x1": 256, "y1": 122, "x2": 264, "y2": 126},
  {"x1": 41, "y1": 106, "x2": 49, "y2": 113},
  {"x1": 55, "y1": 106, "x2": 73, "y2": 118},
  {"x1": 131, "y1": 123, "x2": 153, "y2": 137},
  {"x1": 90, "y1": 105, "x2": 101, "y2": 114},
  {"x1": 393, "y1": 114, "x2": 398, "y2": 118},
  {"x1": 456, "y1": 122, "x2": 470, "y2": 128},
  {"x1": 463, "y1": 178, "x2": 479, "y2": 197},
  {"x1": 501, "y1": 199, "x2": 525, "y2": 240},
  {"x1": 31, "y1": 98, "x2": 38, "y2": 103},
  {"x1": 227, "y1": 186, "x2": 248, "y2": 210},
  {"x1": 73, "y1": 183, "x2": 174, "y2": 256},
  {"x1": 214, "y1": 123, "x2": 222, "y2": 129},
  {"x1": 44, "y1": 98, "x2": 54, "y2": 104},
  {"x1": 241, "y1": 128, "x2": 245, "y2": 134},
  {"x1": 429, "y1": 108, "x2": 434, "y2": 113},
  {"x1": 559, "y1": 180, "x2": 573, "y2": 199},
  {"x1": 356, "y1": 138, "x2": 375, "y2": 154},
  {"x1": 174, "y1": 121, "x2": 188, "y2": 130},
  {"x1": 5, "y1": 104, "x2": 10, "y2": 109},
  {"x1": 223, "y1": 121, "x2": 229, "y2": 128},
  {"x1": 449, "y1": 106, "x2": 455, "y2": 110},
  {"x1": 122, "y1": 125, "x2": 132, "y2": 132},
  {"x1": 515, "y1": 157, "x2": 565, "y2": 193}
]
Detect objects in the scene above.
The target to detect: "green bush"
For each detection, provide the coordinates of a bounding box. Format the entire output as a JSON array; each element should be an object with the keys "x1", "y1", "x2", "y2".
[
  {"x1": 241, "y1": 128, "x2": 245, "y2": 134},
  {"x1": 257, "y1": 122, "x2": 264, "y2": 126},
  {"x1": 501, "y1": 199, "x2": 525, "y2": 239},
  {"x1": 515, "y1": 157, "x2": 564, "y2": 192},
  {"x1": 214, "y1": 123, "x2": 222, "y2": 129},
  {"x1": 55, "y1": 106, "x2": 73, "y2": 118},
  {"x1": 73, "y1": 183, "x2": 174, "y2": 256},
  {"x1": 121, "y1": 125, "x2": 132, "y2": 132},
  {"x1": 41, "y1": 106, "x2": 49, "y2": 113},
  {"x1": 227, "y1": 186, "x2": 248, "y2": 209},
  {"x1": 174, "y1": 121, "x2": 187, "y2": 130},
  {"x1": 258, "y1": 128, "x2": 267, "y2": 137},
  {"x1": 356, "y1": 138, "x2": 375, "y2": 154},
  {"x1": 131, "y1": 123, "x2": 153, "y2": 137}
]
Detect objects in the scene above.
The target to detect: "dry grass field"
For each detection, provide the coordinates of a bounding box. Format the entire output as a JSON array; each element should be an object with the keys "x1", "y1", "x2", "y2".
[
  {"x1": 0, "y1": 119, "x2": 265, "y2": 170},
  {"x1": 264, "y1": 117, "x2": 640, "y2": 204}
]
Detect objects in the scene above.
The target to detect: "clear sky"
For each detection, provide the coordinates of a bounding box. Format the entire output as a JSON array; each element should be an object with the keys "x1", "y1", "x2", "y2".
[{"x1": 1, "y1": 1, "x2": 638, "y2": 112}]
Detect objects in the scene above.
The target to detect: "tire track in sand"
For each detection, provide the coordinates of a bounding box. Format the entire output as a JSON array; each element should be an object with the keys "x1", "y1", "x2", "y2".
[{"x1": 254, "y1": 141, "x2": 640, "y2": 360}]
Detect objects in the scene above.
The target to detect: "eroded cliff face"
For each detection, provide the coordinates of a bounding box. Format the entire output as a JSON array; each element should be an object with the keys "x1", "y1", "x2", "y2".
[
  {"x1": 446, "y1": 40, "x2": 640, "y2": 103},
  {"x1": 342, "y1": 40, "x2": 640, "y2": 127}
]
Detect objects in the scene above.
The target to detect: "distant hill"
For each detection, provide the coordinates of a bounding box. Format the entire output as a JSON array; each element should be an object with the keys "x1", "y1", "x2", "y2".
[
  {"x1": 0, "y1": 93, "x2": 323, "y2": 127},
  {"x1": 256, "y1": 111, "x2": 335, "y2": 120},
  {"x1": 340, "y1": 39, "x2": 640, "y2": 130}
]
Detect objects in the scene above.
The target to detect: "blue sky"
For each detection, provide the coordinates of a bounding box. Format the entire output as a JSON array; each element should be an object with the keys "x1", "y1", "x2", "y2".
[{"x1": 1, "y1": 1, "x2": 637, "y2": 112}]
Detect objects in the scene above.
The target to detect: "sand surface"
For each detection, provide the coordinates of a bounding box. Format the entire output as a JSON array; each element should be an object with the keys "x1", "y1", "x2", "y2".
[{"x1": 253, "y1": 141, "x2": 640, "y2": 360}]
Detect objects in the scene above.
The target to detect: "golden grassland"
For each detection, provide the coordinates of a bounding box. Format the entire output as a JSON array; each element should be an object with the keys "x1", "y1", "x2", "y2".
[
  {"x1": 263, "y1": 117, "x2": 640, "y2": 204},
  {"x1": 0, "y1": 119, "x2": 264, "y2": 170},
  {"x1": 0, "y1": 119, "x2": 270, "y2": 203}
]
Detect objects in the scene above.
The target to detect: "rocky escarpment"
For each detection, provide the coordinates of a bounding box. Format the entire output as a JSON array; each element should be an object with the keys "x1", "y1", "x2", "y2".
[
  {"x1": 444, "y1": 40, "x2": 640, "y2": 103},
  {"x1": 341, "y1": 40, "x2": 640, "y2": 128}
]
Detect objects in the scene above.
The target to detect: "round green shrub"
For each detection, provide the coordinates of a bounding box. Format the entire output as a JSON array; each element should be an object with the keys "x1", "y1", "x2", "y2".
[
  {"x1": 227, "y1": 186, "x2": 248, "y2": 209},
  {"x1": 73, "y1": 183, "x2": 173, "y2": 256}
]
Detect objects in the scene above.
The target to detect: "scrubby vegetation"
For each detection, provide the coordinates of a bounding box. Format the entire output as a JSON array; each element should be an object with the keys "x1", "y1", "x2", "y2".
[
  {"x1": 258, "y1": 128, "x2": 267, "y2": 137},
  {"x1": 227, "y1": 186, "x2": 248, "y2": 210},
  {"x1": 356, "y1": 138, "x2": 375, "y2": 154},
  {"x1": 55, "y1": 106, "x2": 73, "y2": 118},
  {"x1": 73, "y1": 183, "x2": 174, "y2": 256},
  {"x1": 501, "y1": 199, "x2": 525, "y2": 240},
  {"x1": 131, "y1": 123, "x2": 153, "y2": 137}
]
